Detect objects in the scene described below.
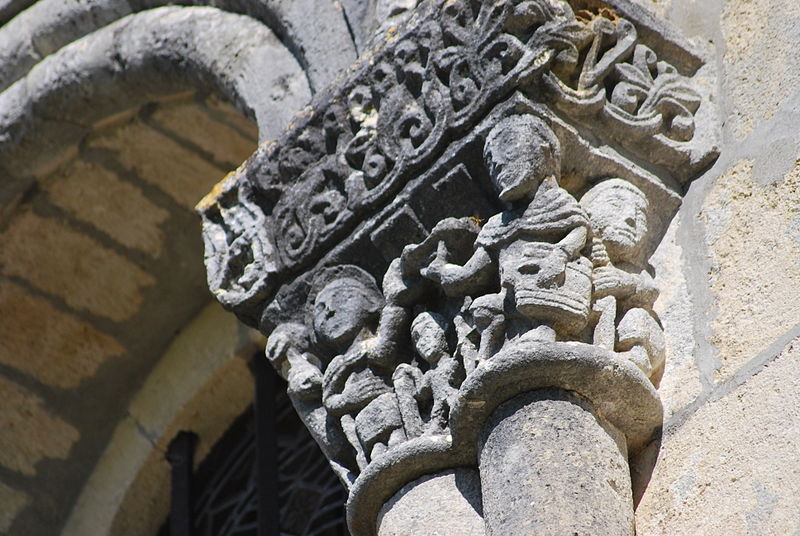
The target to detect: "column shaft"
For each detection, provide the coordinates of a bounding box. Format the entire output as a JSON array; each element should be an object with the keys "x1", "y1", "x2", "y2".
[{"x1": 478, "y1": 389, "x2": 634, "y2": 536}]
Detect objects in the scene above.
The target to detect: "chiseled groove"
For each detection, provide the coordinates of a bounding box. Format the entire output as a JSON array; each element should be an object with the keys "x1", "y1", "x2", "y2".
[{"x1": 0, "y1": 0, "x2": 35, "y2": 26}]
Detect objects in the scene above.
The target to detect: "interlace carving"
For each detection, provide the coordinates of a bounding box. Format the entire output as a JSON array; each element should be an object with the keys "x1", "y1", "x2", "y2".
[{"x1": 197, "y1": 0, "x2": 714, "y2": 323}]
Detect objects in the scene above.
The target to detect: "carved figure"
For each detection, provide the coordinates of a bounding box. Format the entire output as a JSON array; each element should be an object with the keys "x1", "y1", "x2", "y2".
[
  {"x1": 581, "y1": 179, "x2": 665, "y2": 381},
  {"x1": 420, "y1": 114, "x2": 591, "y2": 346},
  {"x1": 393, "y1": 312, "x2": 461, "y2": 438},
  {"x1": 314, "y1": 269, "x2": 410, "y2": 469},
  {"x1": 265, "y1": 322, "x2": 356, "y2": 485}
]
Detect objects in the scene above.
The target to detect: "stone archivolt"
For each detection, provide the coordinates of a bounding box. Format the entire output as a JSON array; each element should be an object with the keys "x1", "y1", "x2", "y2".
[{"x1": 198, "y1": 1, "x2": 717, "y2": 535}]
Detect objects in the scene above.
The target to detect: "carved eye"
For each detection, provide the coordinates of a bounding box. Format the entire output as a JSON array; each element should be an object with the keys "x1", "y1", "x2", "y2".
[{"x1": 519, "y1": 264, "x2": 541, "y2": 275}]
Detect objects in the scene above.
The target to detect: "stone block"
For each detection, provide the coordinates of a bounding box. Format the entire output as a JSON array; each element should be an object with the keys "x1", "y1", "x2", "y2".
[
  {"x1": 89, "y1": 118, "x2": 227, "y2": 210},
  {"x1": 149, "y1": 99, "x2": 256, "y2": 168},
  {"x1": 0, "y1": 209, "x2": 155, "y2": 321},
  {"x1": 128, "y1": 302, "x2": 259, "y2": 444},
  {"x1": 0, "y1": 281, "x2": 124, "y2": 388},
  {"x1": 699, "y1": 159, "x2": 800, "y2": 381},
  {"x1": 0, "y1": 480, "x2": 29, "y2": 534},
  {"x1": 0, "y1": 376, "x2": 78, "y2": 475},
  {"x1": 636, "y1": 338, "x2": 800, "y2": 535},
  {"x1": 722, "y1": 0, "x2": 800, "y2": 139},
  {"x1": 47, "y1": 160, "x2": 169, "y2": 257},
  {"x1": 62, "y1": 417, "x2": 163, "y2": 536}
]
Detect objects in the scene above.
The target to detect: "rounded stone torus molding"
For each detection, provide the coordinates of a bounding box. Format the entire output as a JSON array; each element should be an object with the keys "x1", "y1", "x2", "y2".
[
  {"x1": 376, "y1": 468, "x2": 484, "y2": 536},
  {"x1": 450, "y1": 339, "x2": 663, "y2": 455},
  {"x1": 345, "y1": 338, "x2": 662, "y2": 536}
]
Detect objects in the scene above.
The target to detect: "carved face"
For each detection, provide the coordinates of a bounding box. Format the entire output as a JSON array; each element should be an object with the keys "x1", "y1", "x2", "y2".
[
  {"x1": 582, "y1": 179, "x2": 648, "y2": 262},
  {"x1": 411, "y1": 312, "x2": 448, "y2": 364},
  {"x1": 313, "y1": 278, "x2": 382, "y2": 350},
  {"x1": 498, "y1": 240, "x2": 561, "y2": 300},
  {"x1": 498, "y1": 240, "x2": 592, "y2": 329},
  {"x1": 484, "y1": 115, "x2": 561, "y2": 203}
]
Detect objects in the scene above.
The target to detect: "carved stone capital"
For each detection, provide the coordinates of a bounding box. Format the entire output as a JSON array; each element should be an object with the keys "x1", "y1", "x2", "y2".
[{"x1": 198, "y1": 1, "x2": 718, "y2": 534}]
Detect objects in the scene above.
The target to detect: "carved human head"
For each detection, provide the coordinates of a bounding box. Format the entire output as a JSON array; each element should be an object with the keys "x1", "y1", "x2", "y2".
[
  {"x1": 411, "y1": 311, "x2": 449, "y2": 364},
  {"x1": 313, "y1": 277, "x2": 383, "y2": 351},
  {"x1": 483, "y1": 114, "x2": 561, "y2": 203},
  {"x1": 581, "y1": 179, "x2": 649, "y2": 262}
]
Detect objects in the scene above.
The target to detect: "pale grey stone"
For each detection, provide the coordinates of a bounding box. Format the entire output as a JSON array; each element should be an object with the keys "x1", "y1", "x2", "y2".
[
  {"x1": 479, "y1": 389, "x2": 633, "y2": 536},
  {"x1": 377, "y1": 469, "x2": 483, "y2": 536}
]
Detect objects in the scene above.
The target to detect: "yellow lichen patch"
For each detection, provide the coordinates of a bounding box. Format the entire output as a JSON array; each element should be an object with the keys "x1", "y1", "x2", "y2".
[
  {"x1": 47, "y1": 161, "x2": 169, "y2": 258},
  {"x1": 0, "y1": 377, "x2": 79, "y2": 475},
  {"x1": 700, "y1": 158, "x2": 800, "y2": 380},
  {"x1": 0, "y1": 210, "x2": 156, "y2": 322},
  {"x1": 0, "y1": 481, "x2": 29, "y2": 533},
  {"x1": 88, "y1": 119, "x2": 227, "y2": 210},
  {"x1": 195, "y1": 171, "x2": 238, "y2": 213},
  {"x1": 0, "y1": 281, "x2": 125, "y2": 388}
]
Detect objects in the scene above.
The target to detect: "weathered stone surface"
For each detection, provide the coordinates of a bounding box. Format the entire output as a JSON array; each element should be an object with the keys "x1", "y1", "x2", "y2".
[
  {"x1": 62, "y1": 302, "x2": 262, "y2": 536},
  {"x1": 195, "y1": 3, "x2": 717, "y2": 535},
  {"x1": 0, "y1": 281, "x2": 124, "y2": 388},
  {"x1": 650, "y1": 212, "x2": 702, "y2": 418},
  {"x1": 47, "y1": 160, "x2": 170, "y2": 257},
  {"x1": 627, "y1": 0, "x2": 670, "y2": 18},
  {"x1": 636, "y1": 338, "x2": 800, "y2": 535},
  {"x1": 0, "y1": 209, "x2": 155, "y2": 321},
  {"x1": 0, "y1": 481, "x2": 29, "y2": 534},
  {"x1": 700, "y1": 159, "x2": 800, "y2": 381},
  {"x1": 376, "y1": 469, "x2": 483, "y2": 536},
  {"x1": 68, "y1": 416, "x2": 166, "y2": 536},
  {"x1": 113, "y1": 359, "x2": 255, "y2": 536},
  {"x1": 0, "y1": 377, "x2": 79, "y2": 475},
  {"x1": 0, "y1": 6, "x2": 311, "y2": 212},
  {"x1": 128, "y1": 302, "x2": 258, "y2": 444},
  {"x1": 89, "y1": 119, "x2": 227, "y2": 210},
  {"x1": 479, "y1": 389, "x2": 633, "y2": 536},
  {"x1": 149, "y1": 98, "x2": 257, "y2": 167},
  {"x1": 722, "y1": 0, "x2": 800, "y2": 140}
]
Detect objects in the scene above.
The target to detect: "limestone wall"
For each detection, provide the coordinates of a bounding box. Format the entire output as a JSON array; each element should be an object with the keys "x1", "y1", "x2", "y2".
[{"x1": 630, "y1": 1, "x2": 800, "y2": 533}]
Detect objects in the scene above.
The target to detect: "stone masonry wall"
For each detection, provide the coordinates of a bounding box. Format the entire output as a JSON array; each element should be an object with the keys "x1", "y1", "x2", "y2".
[{"x1": 630, "y1": 1, "x2": 800, "y2": 533}]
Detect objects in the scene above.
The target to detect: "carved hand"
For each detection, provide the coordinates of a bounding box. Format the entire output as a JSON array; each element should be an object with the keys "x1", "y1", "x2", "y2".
[
  {"x1": 593, "y1": 265, "x2": 635, "y2": 297},
  {"x1": 419, "y1": 241, "x2": 449, "y2": 283}
]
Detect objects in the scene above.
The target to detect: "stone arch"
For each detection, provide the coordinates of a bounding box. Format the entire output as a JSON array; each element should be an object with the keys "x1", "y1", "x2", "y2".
[
  {"x1": 60, "y1": 302, "x2": 264, "y2": 536},
  {"x1": 0, "y1": 2, "x2": 357, "y2": 533},
  {"x1": 0, "y1": 0, "x2": 356, "y2": 94},
  {"x1": 0, "y1": 5, "x2": 312, "y2": 211}
]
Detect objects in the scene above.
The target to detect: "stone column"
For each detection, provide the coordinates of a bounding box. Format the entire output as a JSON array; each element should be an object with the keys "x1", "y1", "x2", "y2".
[
  {"x1": 376, "y1": 469, "x2": 484, "y2": 536},
  {"x1": 478, "y1": 389, "x2": 633, "y2": 536}
]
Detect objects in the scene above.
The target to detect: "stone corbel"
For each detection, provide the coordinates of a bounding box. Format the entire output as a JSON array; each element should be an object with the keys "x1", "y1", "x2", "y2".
[{"x1": 197, "y1": 1, "x2": 718, "y2": 534}]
